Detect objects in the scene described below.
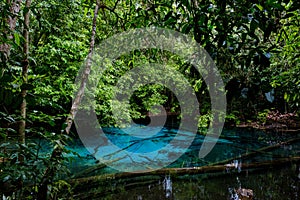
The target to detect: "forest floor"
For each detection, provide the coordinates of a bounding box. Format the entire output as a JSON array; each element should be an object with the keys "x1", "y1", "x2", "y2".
[{"x1": 237, "y1": 111, "x2": 300, "y2": 133}]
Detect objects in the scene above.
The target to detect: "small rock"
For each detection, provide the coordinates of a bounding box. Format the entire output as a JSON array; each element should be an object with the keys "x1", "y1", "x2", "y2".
[{"x1": 236, "y1": 188, "x2": 253, "y2": 200}]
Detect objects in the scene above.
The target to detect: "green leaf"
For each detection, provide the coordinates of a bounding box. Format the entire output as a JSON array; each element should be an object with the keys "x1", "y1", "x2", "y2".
[
  {"x1": 256, "y1": 4, "x2": 264, "y2": 11},
  {"x1": 14, "y1": 32, "x2": 20, "y2": 46},
  {"x1": 28, "y1": 56, "x2": 37, "y2": 66},
  {"x1": 182, "y1": 23, "x2": 192, "y2": 34},
  {"x1": 284, "y1": 92, "x2": 288, "y2": 101}
]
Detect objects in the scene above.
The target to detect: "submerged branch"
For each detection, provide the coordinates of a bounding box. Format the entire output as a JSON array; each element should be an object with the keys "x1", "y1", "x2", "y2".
[
  {"x1": 73, "y1": 156, "x2": 127, "y2": 178},
  {"x1": 71, "y1": 156, "x2": 300, "y2": 185},
  {"x1": 208, "y1": 137, "x2": 300, "y2": 166}
]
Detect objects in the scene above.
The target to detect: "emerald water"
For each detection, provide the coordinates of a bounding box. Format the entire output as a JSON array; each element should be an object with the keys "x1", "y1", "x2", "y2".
[
  {"x1": 63, "y1": 126, "x2": 299, "y2": 172},
  {"x1": 57, "y1": 125, "x2": 299, "y2": 199},
  {"x1": 29, "y1": 125, "x2": 300, "y2": 199}
]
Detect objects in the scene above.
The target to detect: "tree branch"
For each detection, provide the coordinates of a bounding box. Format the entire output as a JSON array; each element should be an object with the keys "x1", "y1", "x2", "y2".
[{"x1": 65, "y1": 0, "x2": 101, "y2": 134}]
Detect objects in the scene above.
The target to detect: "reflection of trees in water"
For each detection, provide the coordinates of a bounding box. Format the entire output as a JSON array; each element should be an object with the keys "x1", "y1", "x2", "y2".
[{"x1": 229, "y1": 177, "x2": 253, "y2": 200}]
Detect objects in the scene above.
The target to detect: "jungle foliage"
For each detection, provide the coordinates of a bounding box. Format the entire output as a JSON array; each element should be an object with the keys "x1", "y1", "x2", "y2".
[{"x1": 0, "y1": 0, "x2": 299, "y2": 198}]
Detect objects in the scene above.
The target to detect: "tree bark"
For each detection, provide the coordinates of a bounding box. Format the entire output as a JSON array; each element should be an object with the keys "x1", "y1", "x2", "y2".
[
  {"x1": 65, "y1": 0, "x2": 101, "y2": 134},
  {"x1": 37, "y1": 1, "x2": 102, "y2": 199},
  {"x1": 0, "y1": 0, "x2": 22, "y2": 77},
  {"x1": 71, "y1": 156, "x2": 300, "y2": 185},
  {"x1": 19, "y1": 0, "x2": 31, "y2": 144}
]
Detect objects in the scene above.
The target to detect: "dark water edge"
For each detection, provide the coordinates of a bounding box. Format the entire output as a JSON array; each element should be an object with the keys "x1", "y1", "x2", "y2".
[
  {"x1": 69, "y1": 126, "x2": 300, "y2": 200},
  {"x1": 73, "y1": 163, "x2": 300, "y2": 200}
]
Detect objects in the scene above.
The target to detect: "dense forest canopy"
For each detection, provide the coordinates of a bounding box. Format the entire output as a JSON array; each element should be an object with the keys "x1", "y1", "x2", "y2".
[
  {"x1": 1, "y1": 0, "x2": 299, "y2": 134},
  {"x1": 0, "y1": 0, "x2": 299, "y2": 198}
]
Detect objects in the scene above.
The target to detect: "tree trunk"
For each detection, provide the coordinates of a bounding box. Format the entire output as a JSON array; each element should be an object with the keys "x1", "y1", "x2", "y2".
[
  {"x1": 19, "y1": 0, "x2": 31, "y2": 144},
  {"x1": 37, "y1": 1, "x2": 102, "y2": 199},
  {"x1": 64, "y1": 0, "x2": 101, "y2": 134},
  {"x1": 0, "y1": 0, "x2": 22, "y2": 77},
  {"x1": 71, "y1": 156, "x2": 300, "y2": 185}
]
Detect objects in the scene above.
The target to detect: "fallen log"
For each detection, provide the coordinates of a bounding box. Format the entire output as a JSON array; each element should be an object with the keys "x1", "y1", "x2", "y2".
[
  {"x1": 72, "y1": 155, "x2": 127, "y2": 178},
  {"x1": 71, "y1": 156, "x2": 300, "y2": 185},
  {"x1": 72, "y1": 137, "x2": 300, "y2": 179},
  {"x1": 208, "y1": 137, "x2": 300, "y2": 166}
]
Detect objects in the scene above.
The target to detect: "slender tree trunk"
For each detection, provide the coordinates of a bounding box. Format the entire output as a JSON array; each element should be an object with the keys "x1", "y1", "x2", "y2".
[
  {"x1": 37, "y1": 2, "x2": 102, "y2": 199},
  {"x1": 64, "y1": 0, "x2": 101, "y2": 134},
  {"x1": 0, "y1": 0, "x2": 22, "y2": 77},
  {"x1": 19, "y1": 0, "x2": 31, "y2": 144}
]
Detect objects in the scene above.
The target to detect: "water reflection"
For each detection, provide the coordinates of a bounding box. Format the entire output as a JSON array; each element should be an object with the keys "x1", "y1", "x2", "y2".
[
  {"x1": 228, "y1": 187, "x2": 239, "y2": 200},
  {"x1": 162, "y1": 175, "x2": 172, "y2": 198},
  {"x1": 225, "y1": 159, "x2": 242, "y2": 173},
  {"x1": 71, "y1": 163, "x2": 299, "y2": 199},
  {"x1": 50, "y1": 127, "x2": 299, "y2": 199},
  {"x1": 228, "y1": 177, "x2": 253, "y2": 200},
  {"x1": 298, "y1": 164, "x2": 300, "y2": 180}
]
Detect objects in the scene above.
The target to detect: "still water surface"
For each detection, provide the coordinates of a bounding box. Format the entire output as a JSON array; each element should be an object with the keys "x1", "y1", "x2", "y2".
[{"x1": 63, "y1": 125, "x2": 299, "y2": 199}]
